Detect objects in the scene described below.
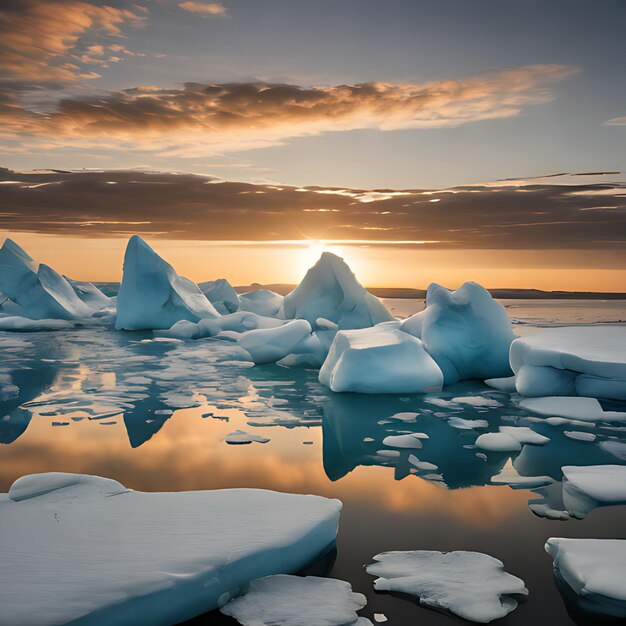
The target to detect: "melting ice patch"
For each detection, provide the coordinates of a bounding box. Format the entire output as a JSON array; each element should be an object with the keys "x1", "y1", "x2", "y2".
[
  {"x1": 221, "y1": 575, "x2": 368, "y2": 626},
  {"x1": 0, "y1": 472, "x2": 341, "y2": 626},
  {"x1": 562, "y1": 464, "x2": 626, "y2": 518},
  {"x1": 519, "y1": 396, "x2": 626, "y2": 422},
  {"x1": 366, "y1": 550, "x2": 528, "y2": 623}
]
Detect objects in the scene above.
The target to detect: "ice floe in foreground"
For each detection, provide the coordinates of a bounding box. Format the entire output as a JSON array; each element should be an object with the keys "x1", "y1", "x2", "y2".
[
  {"x1": 511, "y1": 326, "x2": 626, "y2": 400},
  {"x1": 366, "y1": 550, "x2": 528, "y2": 623},
  {"x1": 0, "y1": 472, "x2": 341, "y2": 626},
  {"x1": 115, "y1": 235, "x2": 219, "y2": 330},
  {"x1": 281, "y1": 252, "x2": 393, "y2": 330},
  {"x1": 319, "y1": 323, "x2": 443, "y2": 394},
  {"x1": 401, "y1": 282, "x2": 515, "y2": 385},
  {"x1": 562, "y1": 464, "x2": 626, "y2": 518},
  {"x1": 546, "y1": 538, "x2": 626, "y2": 620},
  {"x1": 221, "y1": 575, "x2": 369, "y2": 625}
]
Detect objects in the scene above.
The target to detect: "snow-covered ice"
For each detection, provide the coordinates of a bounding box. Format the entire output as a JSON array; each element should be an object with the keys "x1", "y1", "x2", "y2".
[
  {"x1": 519, "y1": 396, "x2": 626, "y2": 422},
  {"x1": 238, "y1": 319, "x2": 312, "y2": 364},
  {"x1": 382, "y1": 433, "x2": 429, "y2": 448},
  {"x1": 510, "y1": 326, "x2": 626, "y2": 400},
  {"x1": 319, "y1": 323, "x2": 443, "y2": 394},
  {"x1": 561, "y1": 465, "x2": 626, "y2": 518},
  {"x1": 400, "y1": 282, "x2": 515, "y2": 385},
  {"x1": 0, "y1": 239, "x2": 93, "y2": 320},
  {"x1": 115, "y1": 235, "x2": 219, "y2": 330},
  {"x1": 475, "y1": 432, "x2": 521, "y2": 453},
  {"x1": 281, "y1": 252, "x2": 393, "y2": 330},
  {"x1": 239, "y1": 289, "x2": 284, "y2": 317},
  {"x1": 366, "y1": 550, "x2": 528, "y2": 623},
  {"x1": 546, "y1": 538, "x2": 626, "y2": 619},
  {"x1": 199, "y1": 278, "x2": 240, "y2": 314},
  {"x1": 0, "y1": 472, "x2": 341, "y2": 625},
  {"x1": 221, "y1": 575, "x2": 367, "y2": 625}
]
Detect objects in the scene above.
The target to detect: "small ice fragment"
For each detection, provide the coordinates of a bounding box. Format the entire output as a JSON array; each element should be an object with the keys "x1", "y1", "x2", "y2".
[{"x1": 225, "y1": 430, "x2": 270, "y2": 445}]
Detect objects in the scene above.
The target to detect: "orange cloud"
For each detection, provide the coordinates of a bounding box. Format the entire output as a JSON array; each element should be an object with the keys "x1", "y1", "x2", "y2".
[
  {"x1": 178, "y1": 1, "x2": 227, "y2": 16},
  {"x1": 0, "y1": 65, "x2": 577, "y2": 155},
  {"x1": 0, "y1": 0, "x2": 144, "y2": 83}
]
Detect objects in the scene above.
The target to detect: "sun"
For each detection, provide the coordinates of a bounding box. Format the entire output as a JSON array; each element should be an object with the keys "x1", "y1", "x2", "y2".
[{"x1": 297, "y1": 239, "x2": 330, "y2": 277}]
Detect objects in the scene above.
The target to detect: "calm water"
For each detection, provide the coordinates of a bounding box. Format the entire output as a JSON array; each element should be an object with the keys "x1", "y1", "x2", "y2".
[{"x1": 0, "y1": 299, "x2": 625, "y2": 625}]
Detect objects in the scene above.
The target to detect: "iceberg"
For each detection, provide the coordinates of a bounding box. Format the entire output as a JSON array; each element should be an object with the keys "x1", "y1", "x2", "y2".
[
  {"x1": 199, "y1": 278, "x2": 240, "y2": 314},
  {"x1": 115, "y1": 235, "x2": 219, "y2": 330},
  {"x1": 0, "y1": 472, "x2": 341, "y2": 626},
  {"x1": 221, "y1": 575, "x2": 368, "y2": 626},
  {"x1": 366, "y1": 550, "x2": 528, "y2": 623},
  {"x1": 66, "y1": 278, "x2": 112, "y2": 312},
  {"x1": 510, "y1": 326, "x2": 626, "y2": 400},
  {"x1": 281, "y1": 252, "x2": 393, "y2": 330},
  {"x1": 546, "y1": 538, "x2": 626, "y2": 620},
  {"x1": 562, "y1": 465, "x2": 626, "y2": 518},
  {"x1": 319, "y1": 323, "x2": 443, "y2": 394},
  {"x1": 0, "y1": 239, "x2": 93, "y2": 320},
  {"x1": 519, "y1": 396, "x2": 626, "y2": 422},
  {"x1": 238, "y1": 319, "x2": 313, "y2": 364},
  {"x1": 239, "y1": 289, "x2": 284, "y2": 317},
  {"x1": 401, "y1": 282, "x2": 515, "y2": 385}
]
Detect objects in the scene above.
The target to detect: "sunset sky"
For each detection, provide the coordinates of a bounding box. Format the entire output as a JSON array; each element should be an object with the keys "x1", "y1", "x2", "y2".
[{"x1": 0, "y1": 0, "x2": 624, "y2": 289}]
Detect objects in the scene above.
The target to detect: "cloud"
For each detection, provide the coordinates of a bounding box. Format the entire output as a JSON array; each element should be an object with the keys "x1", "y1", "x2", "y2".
[
  {"x1": 0, "y1": 168, "x2": 623, "y2": 249},
  {"x1": 0, "y1": 64, "x2": 577, "y2": 156},
  {"x1": 606, "y1": 116, "x2": 626, "y2": 125},
  {"x1": 178, "y1": 2, "x2": 227, "y2": 16},
  {"x1": 0, "y1": 0, "x2": 145, "y2": 85}
]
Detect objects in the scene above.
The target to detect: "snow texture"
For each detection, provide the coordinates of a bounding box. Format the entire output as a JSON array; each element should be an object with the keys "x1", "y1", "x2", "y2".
[
  {"x1": 221, "y1": 575, "x2": 367, "y2": 625},
  {"x1": 366, "y1": 550, "x2": 528, "y2": 623},
  {"x1": 0, "y1": 472, "x2": 341, "y2": 626},
  {"x1": 115, "y1": 236, "x2": 219, "y2": 330},
  {"x1": 400, "y1": 282, "x2": 515, "y2": 385}
]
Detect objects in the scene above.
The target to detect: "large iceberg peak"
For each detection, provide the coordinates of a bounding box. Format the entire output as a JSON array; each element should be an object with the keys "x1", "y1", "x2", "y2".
[
  {"x1": 282, "y1": 251, "x2": 393, "y2": 329},
  {"x1": 115, "y1": 235, "x2": 220, "y2": 330}
]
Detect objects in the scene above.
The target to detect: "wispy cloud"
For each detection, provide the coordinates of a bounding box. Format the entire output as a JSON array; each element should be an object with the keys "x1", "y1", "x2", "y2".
[
  {"x1": 0, "y1": 168, "x2": 623, "y2": 249},
  {"x1": 0, "y1": 65, "x2": 577, "y2": 156},
  {"x1": 606, "y1": 116, "x2": 626, "y2": 125},
  {"x1": 178, "y1": 2, "x2": 227, "y2": 16}
]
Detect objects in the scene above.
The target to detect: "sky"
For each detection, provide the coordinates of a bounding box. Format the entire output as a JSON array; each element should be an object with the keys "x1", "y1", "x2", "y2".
[{"x1": 0, "y1": 0, "x2": 624, "y2": 289}]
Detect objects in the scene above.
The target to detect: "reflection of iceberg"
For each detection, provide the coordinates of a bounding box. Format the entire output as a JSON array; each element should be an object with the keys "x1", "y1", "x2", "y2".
[
  {"x1": 321, "y1": 391, "x2": 507, "y2": 488},
  {"x1": 122, "y1": 382, "x2": 175, "y2": 448}
]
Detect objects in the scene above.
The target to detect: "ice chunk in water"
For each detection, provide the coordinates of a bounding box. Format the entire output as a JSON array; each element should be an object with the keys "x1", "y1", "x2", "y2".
[
  {"x1": 401, "y1": 282, "x2": 515, "y2": 385},
  {"x1": 519, "y1": 396, "x2": 626, "y2": 422},
  {"x1": 562, "y1": 465, "x2": 626, "y2": 518},
  {"x1": 0, "y1": 472, "x2": 341, "y2": 625},
  {"x1": 281, "y1": 252, "x2": 393, "y2": 330},
  {"x1": 319, "y1": 323, "x2": 443, "y2": 394},
  {"x1": 510, "y1": 326, "x2": 626, "y2": 400},
  {"x1": 225, "y1": 429, "x2": 271, "y2": 445},
  {"x1": 366, "y1": 550, "x2": 528, "y2": 623},
  {"x1": 115, "y1": 235, "x2": 219, "y2": 330},
  {"x1": 238, "y1": 319, "x2": 312, "y2": 364},
  {"x1": 221, "y1": 575, "x2": 367, "y2": 625},
  {"x1": 199, "y1": 278, "x2": 240, "y2": 314},
  {"x1": 546, "y1": 538, "x2": 626, "y2": 620}
]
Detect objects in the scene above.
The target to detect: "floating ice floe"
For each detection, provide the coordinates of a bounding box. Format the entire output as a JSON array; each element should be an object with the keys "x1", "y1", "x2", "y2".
[
  {"x1": 281, "y1": 252, "x2": 393, "y2": 330},
  {"x1": 199, "y1": 278, "x2": 240, "y2": 314},
  {"x1": 498, "y1": 426, "x2": 550, "y2": 445},
  {"x1": 484, "y1": 376, "x2": 517, "y2": 392},
  {"x1": 447, "y1": 416, "x2": 489, "y2": 430},
  {"x1": 319, "y1": 323, "x2": 443, "y2": 394},
  {"x1": 510, "y1": 326, "x2": 626, "y2": 400},
  {"x1": 238, "y1": 319, "x2": 313, "y2": 364},
  {"x1": 490, "y1": 462, "x2": 554, "y2": 489},
  {"x1": 0, "y1": 239, "x2": 94, "y2": 320},
  {"x1": 198, "y1": 311, "x2": 285, "y2": 336},
  {"x1": 115, "y1": 235, "x2": 219, "y2": 330},
  {"x1": 220, "y1": 575, "x2": 368, "y2": 626},
  {"x1": 400, "y1": 282, "x2": 515, "y2": 385},
  {"x1": 0, "y1": 316, "x2": 76, "y2": 332},
  {"x1": 562, "y1": 464, "x2": 626, "y2": 518},
  {"x1": 239, "y1": 289, "x2": 284, "y2": 317},
  {"x1": 546, "y1": 538, "x2": 626, "y2": 620},
  {"x1": 366, "y1": 550, "x2": 528, "y2": 623},
  {"x1": 0, "y1": 472, "x2": 341, "y2": 626},
  {"x1": 225, "y1": 429, "x2": 271, "y2": 444},
  {"x1": 451, "y1": 396, "x2": 503, "y2": 408},
  {"x1": 519, "y1": 396, "x2": 626, "y2": 422},
  {"x1": 382, "y1": 432, "x2": 429, "y2": 448},
  {"x1": 475, "y1": 432, "x2": 522, "y2": 453}
]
